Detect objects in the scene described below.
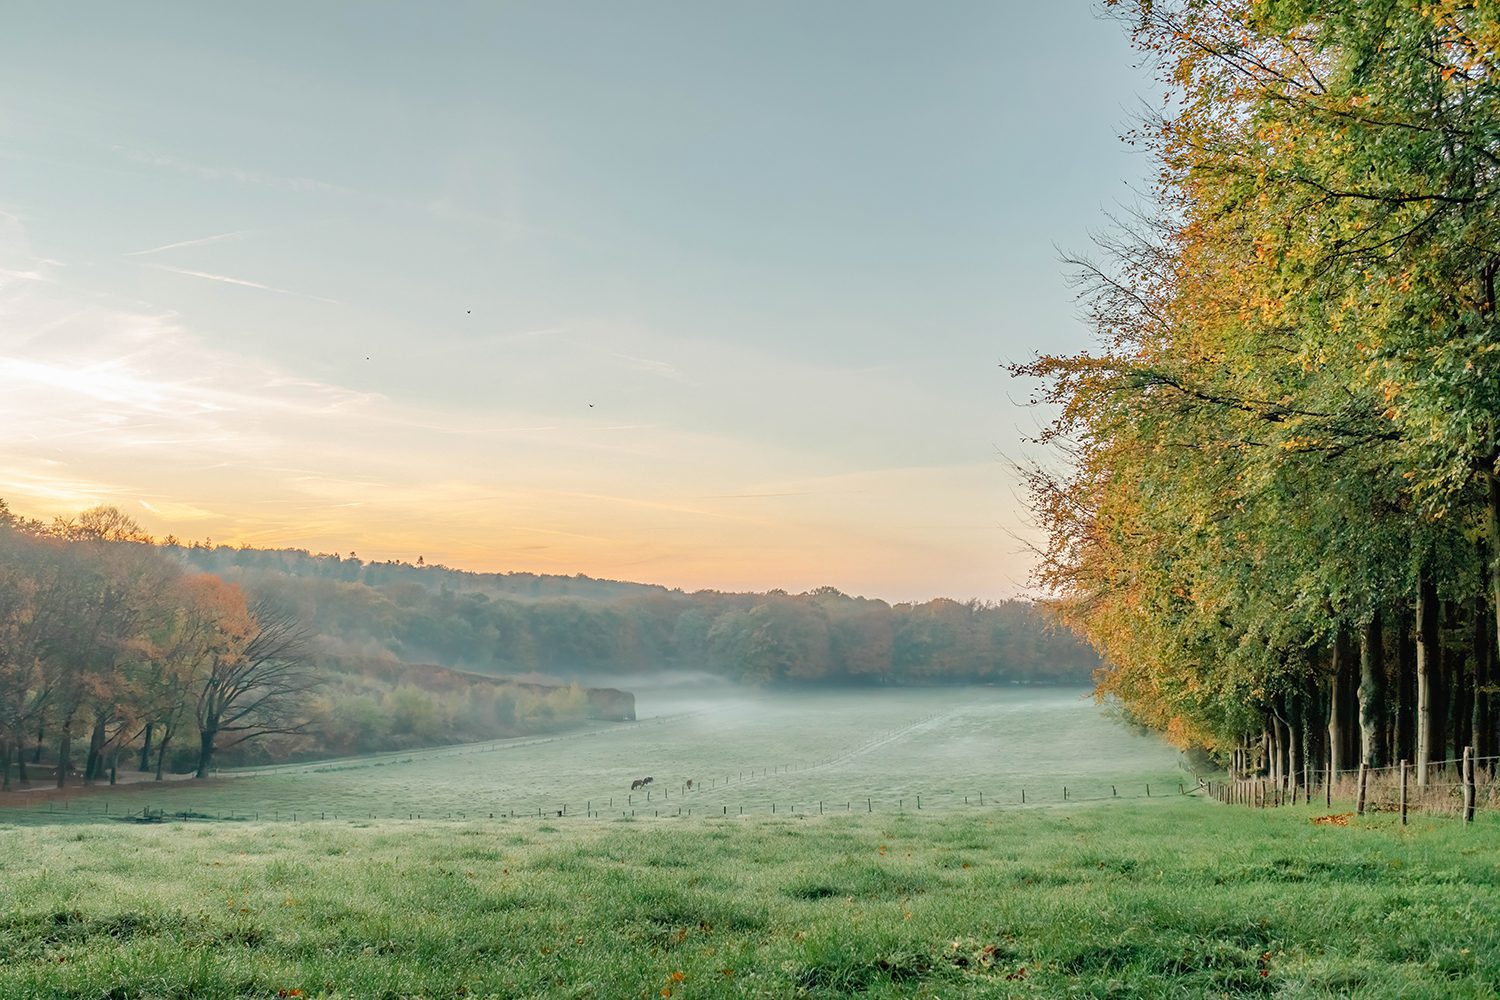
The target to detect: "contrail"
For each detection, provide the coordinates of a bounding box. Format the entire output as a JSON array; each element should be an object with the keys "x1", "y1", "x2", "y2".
[
  {"x1": 146, "y1": 264, "x2": 340, "y2": 304},
  {"x1": 125, "y1": 230, "x2": 246, "y2": 256}
]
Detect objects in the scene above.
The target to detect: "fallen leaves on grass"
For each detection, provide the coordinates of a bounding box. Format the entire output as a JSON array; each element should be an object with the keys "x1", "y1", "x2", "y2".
[{"x1": 1311, "y1": 813, "x2": 1353, "y2": 827}]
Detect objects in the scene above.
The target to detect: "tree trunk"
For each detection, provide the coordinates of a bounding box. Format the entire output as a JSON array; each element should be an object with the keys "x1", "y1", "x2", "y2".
[
  {"x1": 1478, "y1": 591, "x2": 1495, "y2": 766},
  {"x1": 1417, "y1": 573, "x2": 1440, "y2": 787},
  {"x1": 139, "y1": 722, "x2": 153, "y2": 772},
  {"x1": 1303, "y1": 675, "x2": 1323, "y2": 791},
  {"x1": 1489, "y1": 471, "x2": 1500, "y2": 762},
  {"x1": 155, "y1": 726, "x2": 172, "y2": 781},
  {"x1": 15, "y1": 741, "x2": 27, "y2": 785},
  {"x1": 32, "y1": 724, "x2": 43, "y2": 764},
  {"x1": 195, "y1": 728, "x2": 215, "y2": 779},
  {"x1": 1396, "y1": 610, "x2": 1417, "y2": 766},
  {"x1": 1434, "y1": 600, "x2": 1450, "y2": 771},
  {"x1": 1286, "y1": 692, "x2": 1302, "y2": 790},
  {"x1": 1, "y1": 738, "x2": 10, "y2": 792},
  {"x1": 83, "y1": 714, "x2": 106, "y2": 785},
  {"x1": 1344, "y1": 637, "x2": 1360, "y2": 769},
  {"x1": 1329, "y1": 633, "x2": 1356, "y2": 779},
  {"x1": 1455, "y1": 608, "x2": 1475, "y2": 761},
  {"x1": 1359, "y1": 612, "x2": 1387, "y2": 767},
  {"x1": 56, "y1": 730, "x2": 71, "y2": 789}
]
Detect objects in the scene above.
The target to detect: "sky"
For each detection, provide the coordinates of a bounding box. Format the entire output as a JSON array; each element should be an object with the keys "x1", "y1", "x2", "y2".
[{"x1": 0, "y1": 2, "x2": 1156, "y2": 603}]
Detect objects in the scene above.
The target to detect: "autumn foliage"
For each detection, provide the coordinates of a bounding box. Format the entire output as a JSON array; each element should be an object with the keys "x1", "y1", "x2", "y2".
[{"x1": 1020, "y1": 1, "x2": 1500, "y2": 773}]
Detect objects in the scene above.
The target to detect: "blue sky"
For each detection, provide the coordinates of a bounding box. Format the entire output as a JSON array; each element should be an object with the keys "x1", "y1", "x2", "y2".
[{"x1": 0, "y1": 2, "x2": 1156, "y2": 601}]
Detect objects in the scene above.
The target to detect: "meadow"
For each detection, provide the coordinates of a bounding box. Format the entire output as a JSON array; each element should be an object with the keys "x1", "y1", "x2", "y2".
[
  {"x1": 3, "y1": 687, "x2": 1498, "y2": 998},
  {"x1": 0, "y1": 686, "x2": 1185, "y2": 825}
]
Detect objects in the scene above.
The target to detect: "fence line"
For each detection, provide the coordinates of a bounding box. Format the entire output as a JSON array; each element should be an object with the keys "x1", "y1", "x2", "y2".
[
  {"x1": 6, "y1": 777, "x2": 1197, "y2": 825},
  {"x1": 1205, "y1": 746, "x2": 1494, "y2": 825}
]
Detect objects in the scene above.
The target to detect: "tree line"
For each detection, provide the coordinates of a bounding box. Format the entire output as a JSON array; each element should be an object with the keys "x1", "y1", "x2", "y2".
[
  {"x1": 169, "y1": 547, "x2": 1096, "y2": 687},
  {"x1": 1020, "y1": 2, "x2": 1500, "y2": 786},
  {"x1": 0, "y1": 502, "x2": 316, "y2": 787},
  {"x1": 0, "y1": 503, "x2": 618, "y2": 787}
]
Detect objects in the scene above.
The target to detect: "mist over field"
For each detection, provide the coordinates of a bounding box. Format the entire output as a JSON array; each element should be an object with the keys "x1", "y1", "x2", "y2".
[{"x1": 3, "y1": 685, "x2": 1177, "y2": 826}]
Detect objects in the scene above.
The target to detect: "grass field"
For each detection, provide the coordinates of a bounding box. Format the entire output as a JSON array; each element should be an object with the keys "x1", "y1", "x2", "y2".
[
  {"x1": 0, "y1": 686, "x2": 1186, "y2": 825},
  {"x1": 4, "y1": 687, "x2": 1497, "y2": 998},
  {"x1": 2, "y1": 801, "x2": 1498, "y2": 998}
]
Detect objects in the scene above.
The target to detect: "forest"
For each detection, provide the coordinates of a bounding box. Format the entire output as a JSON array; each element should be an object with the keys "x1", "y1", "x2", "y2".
[
  {"x1": 0, "y1": 503, "x2": 619, "y2": 787},
  {"x1": 0, "y1": 499, "x2": 1093, "y2": 787},
  {"x1": 170, "y1": 539, "x2": 1095, "y2": 687},
  {"x1": 1020, "y1": 2, "x2": 1500, "y2": 787}
]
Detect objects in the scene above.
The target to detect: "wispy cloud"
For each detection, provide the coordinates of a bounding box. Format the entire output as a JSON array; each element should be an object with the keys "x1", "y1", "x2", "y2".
[
  {"x1": 694, "y1": 491, "x2": 821, "y2": 500},
  {"x1": 0, "y1": 212, "x2": 1027, "y2": 601},
  {"x1": 113, "y1": 145, "x2": 344, "y2": 194},
  {"x1": 145, "y1": 263, "x2": 341, "y2": 304},
  {"x1": 612, "y1": 351, "x2": 687, "y2": 382},
  {"x1": 125, "y1": 230, "x2": 247, "y2": 257}
]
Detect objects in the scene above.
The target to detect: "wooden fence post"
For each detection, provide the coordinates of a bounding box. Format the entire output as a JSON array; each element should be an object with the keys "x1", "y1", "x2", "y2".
[
  {"x1": 1356, "y1": 764, "x2": 1367, "y2": 816},
  {"x1": 1464, "y1": 746, "x2": 1476, "y2": 825},
  {"x1": 1399, "y1": 759, "x2": 1408, "y2": 826}
]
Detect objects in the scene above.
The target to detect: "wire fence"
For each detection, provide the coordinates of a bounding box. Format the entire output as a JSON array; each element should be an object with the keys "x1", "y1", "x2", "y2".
[
  {"x1": 13, "y1": 777, "x2": 1200, "y2": 825},
  {"x1": 1205, "y1": 748, "x2": 1497, "y2": 825}
]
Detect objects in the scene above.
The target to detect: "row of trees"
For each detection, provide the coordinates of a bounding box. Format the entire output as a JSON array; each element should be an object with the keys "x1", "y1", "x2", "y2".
[
  {"x1": 174, "y1": 551, "x2": 1096, "y2": 686},
  {"x1": 0, "y1": 503, "x2": 314, "y2": 788},
  {"x1": 1022, "y1": 1, "x2": 1500, "y2": 784}
]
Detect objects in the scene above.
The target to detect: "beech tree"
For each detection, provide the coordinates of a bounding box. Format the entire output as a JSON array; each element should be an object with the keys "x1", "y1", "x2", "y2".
[{"x1": 1019, "y1": 0, "x2": 1500, "y2": 773}]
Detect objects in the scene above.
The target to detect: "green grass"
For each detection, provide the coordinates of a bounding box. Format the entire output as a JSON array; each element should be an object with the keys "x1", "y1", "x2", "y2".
[
  {"x1": 4, "y1": 690, "x2": 1492, "y2": 996},
  {"x1": 2, "y1": 799, "x2": 1498, "y2": 998},
  {"x1": 0, "y1": 687, "x2": 1186, "y2": 825}
]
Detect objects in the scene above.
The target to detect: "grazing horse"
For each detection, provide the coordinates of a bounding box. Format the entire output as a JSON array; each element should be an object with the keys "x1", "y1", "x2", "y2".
[
  {"x1": 630, "y1": 776, "x2": 656, "y2": 791},
  {"x1": 685, "y1": 778, "x2": 694, "y2": 791}
]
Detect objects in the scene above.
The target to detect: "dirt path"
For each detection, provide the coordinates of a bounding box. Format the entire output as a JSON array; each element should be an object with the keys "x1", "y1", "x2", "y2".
[{"x1": 2, "y1": 770, "x2": 202, "y2": 807}]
